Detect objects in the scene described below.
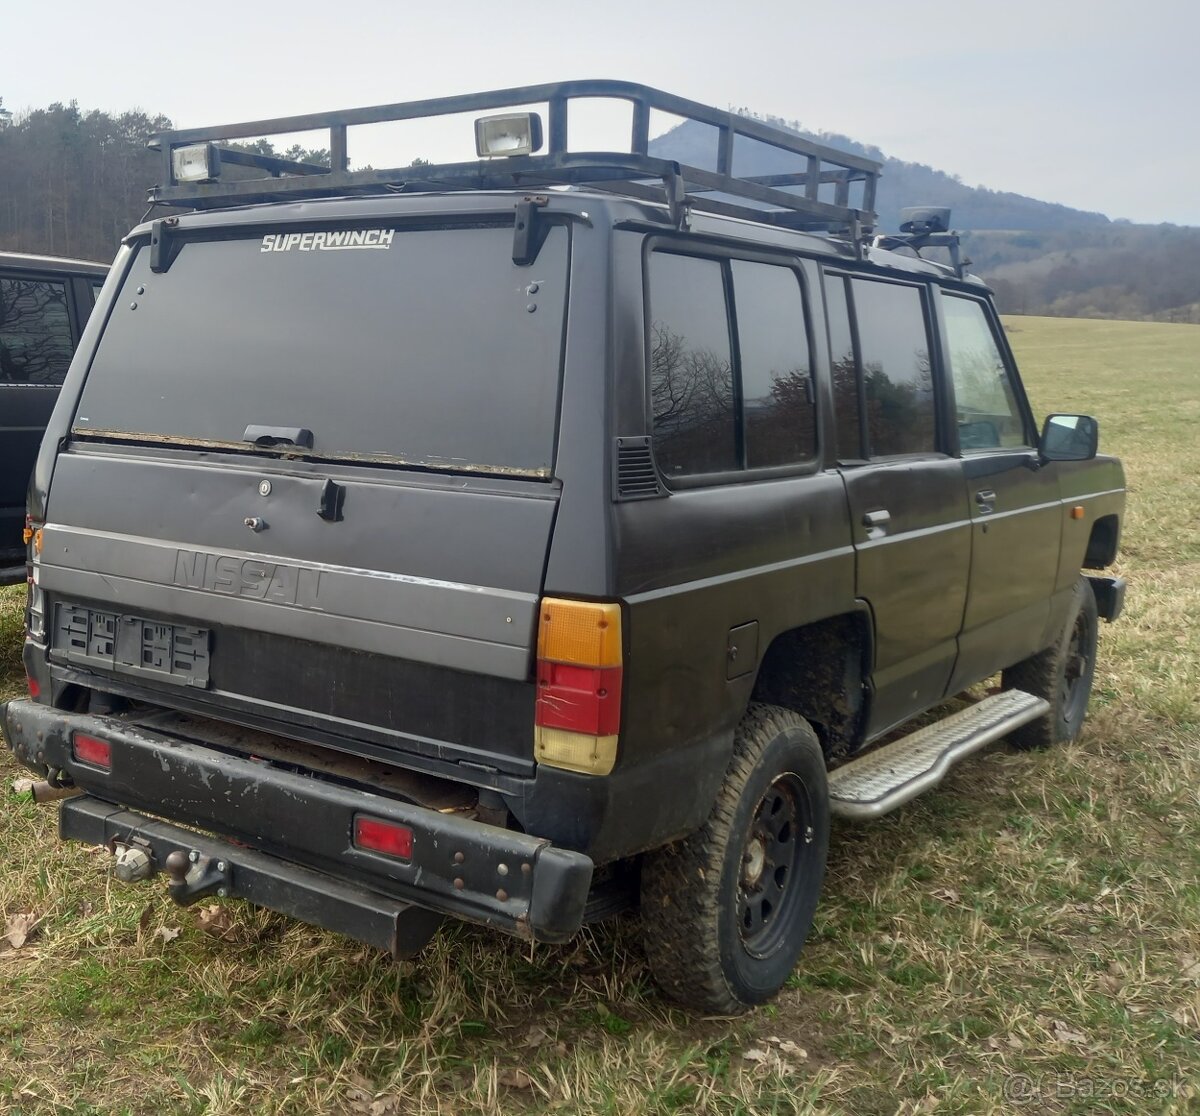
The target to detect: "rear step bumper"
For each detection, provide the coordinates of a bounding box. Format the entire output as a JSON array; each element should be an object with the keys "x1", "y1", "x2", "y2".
[
  {"x1": 0, "y1": 562, "x2": 25, "y2": 587},
  {"x1": 61, "y1": 796, "x2": 445, "y2": 959},
  {"x1": 2, "y1": 699, "x2": 593, "y2": 946}
]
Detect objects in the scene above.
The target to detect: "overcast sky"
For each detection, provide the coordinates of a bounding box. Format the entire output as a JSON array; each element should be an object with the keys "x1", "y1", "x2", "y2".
[{"x1": 4, "y1": 0, "x2": 1198, "y2": 225}]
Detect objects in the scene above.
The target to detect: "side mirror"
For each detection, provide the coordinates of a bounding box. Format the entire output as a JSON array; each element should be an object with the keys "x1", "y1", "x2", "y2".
[{"x1": 1040, "y1": 413, "x2": 1098, "y2": 462}]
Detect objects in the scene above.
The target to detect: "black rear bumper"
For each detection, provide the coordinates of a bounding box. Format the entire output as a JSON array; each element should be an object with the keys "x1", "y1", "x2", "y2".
[
  {"x1": 61, "y1": 796, "x2": 447, "y2": 957},
  {"x1": 2, "y1": 699, "x2": 593, "y2": 947}
]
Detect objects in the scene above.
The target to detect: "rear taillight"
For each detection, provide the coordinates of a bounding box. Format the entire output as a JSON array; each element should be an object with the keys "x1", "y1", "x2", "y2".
[
  {"x1": 26, "y1": 675, "x2": 41, "y2": 700},
  {"x1": 24, "y1": 517, "x2": 45, "y2": 643},
  {"x1": 534, "y1": 598, "x2": 622, "y2": 775},
  {"x1": 353, "y1": 816, "x2": 414, "y2": 860},
  {"x1": 72, "y1": 733, "x2": 112, "y2": 770}
]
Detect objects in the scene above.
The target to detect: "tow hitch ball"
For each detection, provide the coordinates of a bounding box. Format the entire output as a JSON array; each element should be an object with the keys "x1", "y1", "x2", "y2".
[{"x1": 108, "y1": 842, "x2": 232, "y2": 904}]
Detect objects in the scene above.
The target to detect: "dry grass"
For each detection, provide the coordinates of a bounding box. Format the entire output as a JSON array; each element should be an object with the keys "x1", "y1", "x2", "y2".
[{"x1": 1, "y1": 315, "x2": 1198, "y2": 1114}]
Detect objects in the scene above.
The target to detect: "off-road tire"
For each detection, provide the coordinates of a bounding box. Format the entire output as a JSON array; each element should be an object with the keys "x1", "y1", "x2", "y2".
[
  {"x1": 640, "y1": 703, "x2": 828, "y2": 1014},
  {"x1": 1003, "y1": 577, "x2": 1099, "y2": 749}
]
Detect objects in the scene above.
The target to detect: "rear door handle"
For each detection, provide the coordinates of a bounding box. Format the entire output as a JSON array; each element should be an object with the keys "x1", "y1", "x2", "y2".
[
  {"x1": 975, "y1": 489, "x2": 997, "y2": 515},
  {"x1": 863, "y1": 509, "x2": 890, "y2": 539}
]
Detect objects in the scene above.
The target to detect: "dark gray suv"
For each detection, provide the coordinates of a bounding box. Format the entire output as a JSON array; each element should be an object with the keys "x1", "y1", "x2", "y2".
[
  {"x1": 2, "y1": 82, "x2": 1125, "y2": 1012},
  {"x1": 0, "y1": 251, "x2": 108, "y2": 583}
]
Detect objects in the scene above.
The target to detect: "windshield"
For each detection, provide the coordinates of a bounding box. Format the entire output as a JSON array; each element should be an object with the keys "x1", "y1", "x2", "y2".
[{"x1": 74, "y1": 223, "x2": 569, "y2": 477}]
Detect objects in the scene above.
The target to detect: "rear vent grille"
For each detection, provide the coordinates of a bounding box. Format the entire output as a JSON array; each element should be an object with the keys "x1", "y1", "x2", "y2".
[{"x1": 614, "y1": 437, "x2": 664, "y2": 501}]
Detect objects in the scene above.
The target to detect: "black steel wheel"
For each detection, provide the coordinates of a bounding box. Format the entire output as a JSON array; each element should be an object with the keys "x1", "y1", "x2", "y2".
[
  {"x1": 640, "y1": 704, "x2": 829, "y2": 1014},
  {"x1": 1004, "y1": 577, "x2": 1099, "y2": 749}
]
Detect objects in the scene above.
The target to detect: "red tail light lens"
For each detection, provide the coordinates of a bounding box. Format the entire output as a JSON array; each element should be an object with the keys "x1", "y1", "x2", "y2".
[
  {"x1": 534, "y1": 598, "x2": 622, "y2": 775},
  {"x1": 353, "y1": 816, "x2": 413, "y2": 860},
  {"x1": 72, "y1": 733, "x2": 112, "y2": 770},
  {"x1": 26, "y1": 675, "x2": 41, "y2": 700}
]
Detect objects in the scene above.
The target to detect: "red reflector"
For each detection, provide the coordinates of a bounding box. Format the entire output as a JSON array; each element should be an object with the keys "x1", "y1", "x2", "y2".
[
  {"x1": 73, "y1": 733, "x2": 112, "y2": 769},
  {"x1": 353, "y1": 816, "x2": 413, "y2": 860},
  {"x1": 26, "y1": 675, "x2": 41, "y2": 700},
  {"x1": 535, "y1": 662, "x2": 623, "y2": 736}
]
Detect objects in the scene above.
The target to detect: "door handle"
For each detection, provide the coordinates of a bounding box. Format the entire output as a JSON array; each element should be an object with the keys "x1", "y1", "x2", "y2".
[
  {"x1": 975, "y1": 489, "x2": 997, "y2": 515},
  {"x1": 862, "y1": 509, "x2": 890, "y2": 539}
]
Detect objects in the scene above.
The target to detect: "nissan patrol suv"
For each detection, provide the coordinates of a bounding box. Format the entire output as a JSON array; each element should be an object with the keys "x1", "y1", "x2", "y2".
[
  {"x1": 0, "y1": 251, "x2": 108, "y2": 584},
  {"x1": 2, "y1": 82, "x2": 1125, "y2": 1013}
]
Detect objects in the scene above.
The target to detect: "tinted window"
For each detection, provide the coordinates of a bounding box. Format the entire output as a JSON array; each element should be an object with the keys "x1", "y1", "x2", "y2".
[
  {"x1": 731, "y1": 261, "x2": 814, "y2": 468},
  {"x1": 824, "y1": 275, "x2": 862, "y2": 459},
  {"x1": 942, "y1": 295, "x2": 1028, "y2": 449},
  {"x1": 75, "y1": 225, "x2": 569, "y2": 477},
  {"x1": 649, "y1": 253, "x2": 738, "y2": 476},
  {"x1": 0, "y1": 276, "x2": 74, "y2": 385},
  {"x1": 851, "y1": 279, "x2": 935, "y2": 456}
]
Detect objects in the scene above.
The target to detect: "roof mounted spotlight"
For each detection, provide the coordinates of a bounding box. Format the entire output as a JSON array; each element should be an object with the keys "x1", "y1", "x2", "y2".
[
  {"x1": 899, "y1": 206, "x2": 951, "y2": 236},
  {"x1": 171, "y1": 142, "x2": 222, "y2": 184},
  {"x1": 474, "y1": 112, "x2": 543, "y2": 158}
]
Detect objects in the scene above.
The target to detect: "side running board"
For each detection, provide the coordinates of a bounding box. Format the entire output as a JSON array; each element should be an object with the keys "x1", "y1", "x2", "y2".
[{"x1": 828, "y1": 689, "x2": 1051, "y2": 820}]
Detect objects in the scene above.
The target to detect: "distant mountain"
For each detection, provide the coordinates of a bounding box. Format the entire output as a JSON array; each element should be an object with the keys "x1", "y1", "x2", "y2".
[{"x1": 650, "y1": 116, "x2": 1200, "y2": 323}]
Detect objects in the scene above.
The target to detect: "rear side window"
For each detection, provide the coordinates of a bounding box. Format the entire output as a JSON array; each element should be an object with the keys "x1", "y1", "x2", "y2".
[
  {"x1": 850, "y1": 278, "x2": 935, "y2": 456},
  {"x1": 75, "y1": 225, "x2": 570, "y2": 477},
  {"x1": 0, "y1": 276, "x2": 74, "y2": 385},
  {"x1": 826, "y1": 273, "x2": 936, "y2": 460},
  {"x1": 648, "y1": 251, "x2": 814, "y2": 479},
  {"x1": 823, "y1": 275, "x2": 862, "y2": 460}
]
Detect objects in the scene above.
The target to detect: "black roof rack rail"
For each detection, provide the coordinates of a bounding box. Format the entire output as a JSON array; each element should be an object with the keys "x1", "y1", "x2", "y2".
[{"x1": 147, "y1": 80, "x2": 881, "y2": 236}]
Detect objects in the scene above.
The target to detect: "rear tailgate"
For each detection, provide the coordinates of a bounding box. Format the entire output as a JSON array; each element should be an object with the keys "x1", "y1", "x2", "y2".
[{"x1": 37, "y1": 219, "x2": 570, "y2": 775}]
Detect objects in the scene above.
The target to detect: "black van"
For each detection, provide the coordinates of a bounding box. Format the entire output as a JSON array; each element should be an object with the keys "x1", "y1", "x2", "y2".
[
  {"x1": 2, "y1": 83, "x2": 1125, "y2": 1012},
  {"x1": 1, "y1": 252, "x2": 109, "y2": 583}
]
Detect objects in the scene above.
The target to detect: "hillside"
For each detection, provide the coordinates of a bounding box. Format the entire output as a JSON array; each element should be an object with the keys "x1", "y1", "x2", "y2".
[{"x1": 651, "y1": 117, "x2": 1200, "y2": 323}]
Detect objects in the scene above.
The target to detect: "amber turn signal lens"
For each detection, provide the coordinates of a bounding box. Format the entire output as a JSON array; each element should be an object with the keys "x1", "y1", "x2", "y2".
[
  {"x1": 537, "y1": 599, "x2": 622, "y2": 667},
  {"x1": 1070, "y1": 506, "x2": 1086, "y2": 520}
]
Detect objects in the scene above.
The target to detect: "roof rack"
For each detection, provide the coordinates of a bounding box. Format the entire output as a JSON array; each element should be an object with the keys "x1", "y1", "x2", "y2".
[{"x1": 147, "y1": 80, "x2": 881, "y2": 236}]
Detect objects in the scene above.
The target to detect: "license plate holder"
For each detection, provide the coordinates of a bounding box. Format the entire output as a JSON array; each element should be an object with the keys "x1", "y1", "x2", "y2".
[{"x1": 53, "y1": 603, "x2": 211, "y2": 688}]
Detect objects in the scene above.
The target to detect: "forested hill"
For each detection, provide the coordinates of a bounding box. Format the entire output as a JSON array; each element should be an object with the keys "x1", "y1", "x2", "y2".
[
  {"x1": 0, "y1": 103, "x2": 169, "y2": 263},
  {"x1": 1, "y1": 101, "x2": 1197, "y2": 322},
  {"x1": 650, "y1": 116, "x2": 1111, "y2": 233},
  {"x1": 651, "y1": 117, "x2": 1200, "y2": 323}
]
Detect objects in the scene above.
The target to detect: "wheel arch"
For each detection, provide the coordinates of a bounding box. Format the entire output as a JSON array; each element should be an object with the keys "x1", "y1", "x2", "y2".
[
  {"x1": 749, "y1": 608, "x2": 873, "y2": 758},
  {"x1": 1084, "y1": 513, "x2": 1121, "y2": 569}
]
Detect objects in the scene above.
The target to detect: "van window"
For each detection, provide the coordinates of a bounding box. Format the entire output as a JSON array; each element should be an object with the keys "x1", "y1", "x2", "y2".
[
  {"x1": 730, "y1": 261, "x2": 815, "y2": 469},
  {"x1": 942, "y1": 294, "x2": 1028, "y2": 449},
  {"x1": 648, "y1": 252, "x2": 815, "y2": 478},
  {"x1": 850, "y1": 278, "x2": 935, "y2": 456},
  {"x1": 73, "y1": 225, "x2": 569, "y2": 477},
  {"x1": 0, "y1": 276, "x2": 74, "y2": 385},
  {"x1": 824, "y1": 275, "x2": 862, "y2": 460},
  {"x1": 648, "y1": 252, "x2": 738, "y2": 476}
]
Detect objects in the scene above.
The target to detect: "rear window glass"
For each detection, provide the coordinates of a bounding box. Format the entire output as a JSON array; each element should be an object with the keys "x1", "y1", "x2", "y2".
[{"x1": 74, "y1": 224, "x2": 569, "y2": 476}]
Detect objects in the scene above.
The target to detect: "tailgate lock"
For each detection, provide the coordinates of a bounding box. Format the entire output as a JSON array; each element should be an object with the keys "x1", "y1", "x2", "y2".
[{"x1": 163, "y1": 849, "x2": 233, "y2": 905}]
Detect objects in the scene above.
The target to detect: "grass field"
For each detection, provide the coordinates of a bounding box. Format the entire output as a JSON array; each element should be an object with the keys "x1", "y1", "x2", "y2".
[{"x1": 1, "y1": 315, "x2": 1198, "y2": 1115}]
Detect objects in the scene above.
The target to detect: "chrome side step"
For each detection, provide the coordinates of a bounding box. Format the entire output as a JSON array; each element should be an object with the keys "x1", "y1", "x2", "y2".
[{"x1": 828, "y1": 689, "x2": 1050, "y2": 820}]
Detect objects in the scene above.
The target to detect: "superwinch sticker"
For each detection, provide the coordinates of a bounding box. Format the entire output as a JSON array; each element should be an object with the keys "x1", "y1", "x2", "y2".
[{"x1": 261, "y1": 229, "x2": 395, "y2": 253}]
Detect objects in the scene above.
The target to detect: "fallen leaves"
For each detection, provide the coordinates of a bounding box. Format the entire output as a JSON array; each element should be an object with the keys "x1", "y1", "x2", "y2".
[
  {"x1": 497, "y1": 1067, "x2": 535, "y2": 1089},
  {"x1": 4, "y1": 911, "x2": 39, "y2": 949},
  {"x1": 196, "y1": 903, "x2": 236, "y2": 940},
  {"x1": 154, "y1": 926, "x2": 181, "y2": 943},
  {"x1": 741, "y1": 1035, "x2": 809, "y2": 1075}
]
